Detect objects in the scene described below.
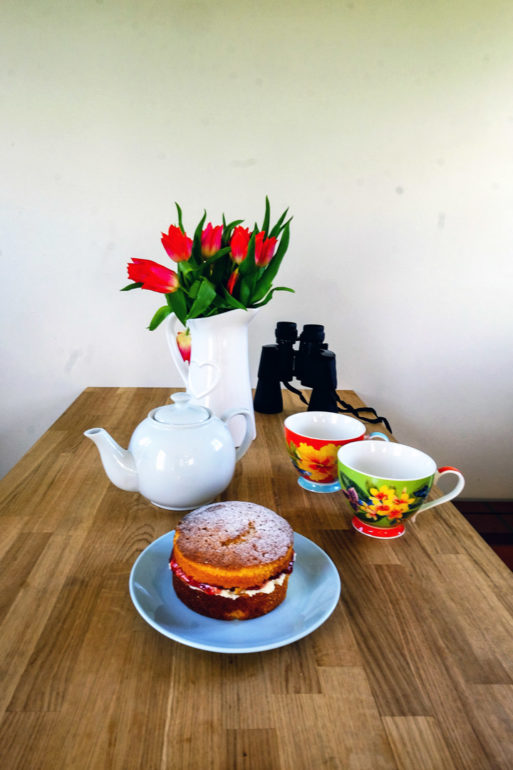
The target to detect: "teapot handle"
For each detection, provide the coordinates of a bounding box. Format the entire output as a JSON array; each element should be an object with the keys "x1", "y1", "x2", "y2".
[
  {"x1": 166, "y1": 313, "x2": 189, "y2": 385},
  {"x1": 220, "y1": 408, "x2": 252, "y2": 461}
]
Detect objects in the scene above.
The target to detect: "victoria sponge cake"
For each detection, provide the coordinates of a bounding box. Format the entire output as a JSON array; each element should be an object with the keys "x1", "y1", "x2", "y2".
[{"x1": 170, "y1": 501, "x2": 295, "y2": 620}]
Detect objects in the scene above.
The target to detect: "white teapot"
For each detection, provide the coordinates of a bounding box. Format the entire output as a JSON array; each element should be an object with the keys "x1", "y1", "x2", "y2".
[{"x1": 84, "y1": 393, "x2": 252, "y2": 510}]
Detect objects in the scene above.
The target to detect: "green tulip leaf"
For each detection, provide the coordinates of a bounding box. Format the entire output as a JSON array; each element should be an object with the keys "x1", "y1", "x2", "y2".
[
  {"x1": 252, "y1": 286, "x2": 294, "y2": 308},
  {"x1": 252, "y1": 221, "x2": 290, "y2": 299},
  {"x1": 178, "y1": 261, "x2": 195, "y2": 289},
  {"x1": 175, "y1": 202, "x2": 185, "y2": 233},
  {"x1": 223, "y1": 218, "x2": 244, "y2": 235},
  {"x1": 209, "y1": 294, "x2": 228, "y2": 312},
  {"x1": 190, "y1": 210, "x2": 207, "y2": 264},
  {"x1": 250, "y1": 276, "x2": 272, "y2": 304},
  {"x1": 166, "y1": 289, "x2": 188, "y2": 325},
  {"x1": 148, "y1": 305, "x2": 171, "y2": 331},
  {"x1": 239, "y1": 230, "x2": 257, "y2": 277},
  {"x1": 269, "y1": 208, "x2": 291, "y2": 238},
  {"x1": 261, "y1": 196, "x2": 271, "y2": 235},
  {"x1": 211, "y1": 258, "x2": 231, "y2": 288},
  {"x1": 187, "y1": 277, "x2": 216, "y2": 319},
  {"x1": 194, "y1": 210, "x2": 207, "y2": 240},
  {"x1": 239, "y1": 277, "x2": 251, "y2": 306},
  {"x1": 121, "y1": 282, "x2": 143, "y2": 291},
  {"x1": 188, "y1": 279, "x2": 201, "y2": 299},
  {"x1": 206, "y1": 246, "x2": 231, "y2": 263},
  {"x1": 221, "y1": 287, "x2": 247, "y2": 311}
]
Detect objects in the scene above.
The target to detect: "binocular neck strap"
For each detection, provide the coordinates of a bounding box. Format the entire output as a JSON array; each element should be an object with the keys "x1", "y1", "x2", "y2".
[
  {"x1": 283, "y1": 380, "x2": 309, "y2": 406},
  {"x1": 336, "y1": 396, "x2": 392, "y2": 434}
]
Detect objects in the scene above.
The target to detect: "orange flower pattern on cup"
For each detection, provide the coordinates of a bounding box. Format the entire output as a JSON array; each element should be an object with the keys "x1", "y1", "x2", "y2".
[{"x1": 287, "y1": 440, "x2": 339, "y2": 483}]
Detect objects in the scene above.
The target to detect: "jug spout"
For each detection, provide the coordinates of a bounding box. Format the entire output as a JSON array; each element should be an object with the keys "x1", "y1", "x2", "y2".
[{"x1": 84, "y1": 428, "x2": 138, "y2": 492}]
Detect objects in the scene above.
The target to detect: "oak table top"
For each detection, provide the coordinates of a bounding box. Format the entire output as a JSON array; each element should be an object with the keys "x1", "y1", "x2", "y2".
[{"x1": 1, "y1": 387, "x2": 513, "y2": 770}]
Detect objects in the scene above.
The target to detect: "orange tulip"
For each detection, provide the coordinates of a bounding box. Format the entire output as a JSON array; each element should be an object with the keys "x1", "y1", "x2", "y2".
[
  {"x1": 161, "y1": 225, "x2": 192, "y2": 262},
  {"x1": 201, "y1": 223, "x2": 223, "y2": 258},
  {"x1": 230, "y1": 226, "x2": 251, "y2": 264},
  {"x1": 254, "y1": 231, "x2": 278, "y2": 267},
  {"x1": 227, "y1": 269, "x2": 239, "y2": 295},
  {"x1": 127, "y1": 258, "x2": 179, "y2": 293},
  {"x1": 176, "y1": 330, "x2": 191, "y2": 363}
]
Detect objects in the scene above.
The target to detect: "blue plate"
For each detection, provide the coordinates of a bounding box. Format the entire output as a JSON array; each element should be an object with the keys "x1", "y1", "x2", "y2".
[{"x1": 129, "y1": 530, "x2": 341, "y2": 653}]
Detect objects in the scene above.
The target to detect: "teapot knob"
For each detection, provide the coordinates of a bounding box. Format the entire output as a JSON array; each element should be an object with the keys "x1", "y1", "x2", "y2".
[{"x1": 170, "y1": 392, "x2": 192, "y2": 409}]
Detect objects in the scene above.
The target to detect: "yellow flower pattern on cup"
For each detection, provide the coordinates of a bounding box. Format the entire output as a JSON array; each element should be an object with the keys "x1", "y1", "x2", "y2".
[
  {"x1": 358, "y1": 484, "x2": 416, "y2": 521},
  {"x1": 287, "y1": 441, "x2": 338, "y2": 483}
]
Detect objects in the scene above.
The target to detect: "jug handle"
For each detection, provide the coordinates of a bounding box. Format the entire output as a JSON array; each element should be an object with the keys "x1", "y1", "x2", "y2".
[
  {"x1": 188, "y1": 361, "x2": 221, "y2": 400},
  {"x1": 166, "y1": 313, "x2": 189, "y2": 385},
  {"x1": 221, "y1": 408, "x2": 252, "y2": 461}
]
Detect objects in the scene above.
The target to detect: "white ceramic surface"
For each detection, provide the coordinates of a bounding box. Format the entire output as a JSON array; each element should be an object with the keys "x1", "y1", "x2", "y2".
[
  {"x1": 166, "y1": 308, "x2": 258, "y2": 446},
  {"x1": 129, "y1": 531, "x2": 341, "y2": 653},
  {"x1": 84, "y1": 393, "x2": 252, "y2": 510},
  {"x1": 338, "y1": 440, "x2": 437, "y2": 478},
  {"x1": 284, "y1": 411, "x2": 366, "y2": 441}
]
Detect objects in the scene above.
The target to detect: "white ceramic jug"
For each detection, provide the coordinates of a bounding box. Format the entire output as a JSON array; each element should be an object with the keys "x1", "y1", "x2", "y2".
[{"x1": 166, "y1": 308, "x2": 258, "y2": 446}]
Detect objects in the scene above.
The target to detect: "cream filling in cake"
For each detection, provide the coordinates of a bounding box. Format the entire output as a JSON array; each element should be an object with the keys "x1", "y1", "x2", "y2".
[{"x1": 188, "y1": 570, "x2": 288, "y2": 600}]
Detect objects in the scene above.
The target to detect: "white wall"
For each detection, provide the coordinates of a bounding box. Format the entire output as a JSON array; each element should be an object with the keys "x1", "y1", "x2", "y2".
[{"x1": 1, "y1": 0, "x2": 512, "y2": 498}]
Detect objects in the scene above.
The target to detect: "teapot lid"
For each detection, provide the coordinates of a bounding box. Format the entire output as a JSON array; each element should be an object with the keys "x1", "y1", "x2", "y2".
[{"x1": 153, "y1": 392, "x2": 210, "y2": 426}]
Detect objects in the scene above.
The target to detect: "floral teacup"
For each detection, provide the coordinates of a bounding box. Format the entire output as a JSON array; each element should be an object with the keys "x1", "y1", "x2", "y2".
[
  {"x1": 284, "y1": 411, "x2": 388, "y2": 493},
  {"x1": 337, "y1": 440, "x2": 465, "y2": 538}
]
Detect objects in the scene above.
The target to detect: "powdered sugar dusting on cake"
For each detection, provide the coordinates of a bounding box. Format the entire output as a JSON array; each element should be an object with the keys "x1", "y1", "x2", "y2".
[{"x1": 176, "y1": 501, "x2": 293, "y2": 567}]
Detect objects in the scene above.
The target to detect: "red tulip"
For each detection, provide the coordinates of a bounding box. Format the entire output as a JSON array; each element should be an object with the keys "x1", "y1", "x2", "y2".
[
  {"x1": 254, "y1": 231, "x2": 278, "y2": 267},
  {"x1": 227, "y1": 269, "x2": 239, "y2": 295},
  {"x1": 161, "y1": 225, "x2": 192, "y2": 262},
  {"x1": 230, "y1": 226, "x2": 251, "y2": 264},
  {"x1": 127, "y1": 258, "x2": 179, "y2": 293},
  {"x1": 176, "y1": 330, "x2": 191, "y2": 363},
  {"x1": 201, "y1": 223, "x2": 223, "y2": 258}
]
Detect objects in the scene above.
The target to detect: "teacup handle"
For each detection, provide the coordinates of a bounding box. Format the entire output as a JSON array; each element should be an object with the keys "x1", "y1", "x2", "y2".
[
  {"x1": 366, "y1": 432, "x2": 389, "y2": 441},
  {"x1": 220, "y1": 408, "x2": 252, "y2": 461},
  {"x1": 411, "y1": 466, "x2": 465, "y2": 522}
]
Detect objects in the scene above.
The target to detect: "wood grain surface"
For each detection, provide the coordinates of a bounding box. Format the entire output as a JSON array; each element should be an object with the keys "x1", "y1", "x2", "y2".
[{"x1": 1, "y1": 387, "x2": 512, "y2": 769}]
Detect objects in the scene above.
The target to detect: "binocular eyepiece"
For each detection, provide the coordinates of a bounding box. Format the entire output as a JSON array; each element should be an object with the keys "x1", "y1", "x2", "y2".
[{"x1": 253, "y1": 321, "x2": 392, "y2": 432}]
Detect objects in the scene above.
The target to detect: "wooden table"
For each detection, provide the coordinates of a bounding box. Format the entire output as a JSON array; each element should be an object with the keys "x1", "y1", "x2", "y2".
[{"x1": 1, "y1": 387, "x2": 513, "y2": 769}]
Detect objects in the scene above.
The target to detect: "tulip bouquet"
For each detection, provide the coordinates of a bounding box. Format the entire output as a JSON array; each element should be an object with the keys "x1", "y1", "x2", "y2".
[{"x1": 122, "y1": 197, "x2": 293, "y2": 331}]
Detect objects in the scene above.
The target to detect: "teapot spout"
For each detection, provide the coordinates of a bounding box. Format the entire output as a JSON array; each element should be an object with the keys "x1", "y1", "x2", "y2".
[{"x1": 84, "y1": 428, "x2": 138, "y2": 492}]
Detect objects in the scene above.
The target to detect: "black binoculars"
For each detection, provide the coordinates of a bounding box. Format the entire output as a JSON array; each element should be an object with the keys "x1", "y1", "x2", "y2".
[{"x1": 253, "y1": 321, "x2": 391, "y2": 432}]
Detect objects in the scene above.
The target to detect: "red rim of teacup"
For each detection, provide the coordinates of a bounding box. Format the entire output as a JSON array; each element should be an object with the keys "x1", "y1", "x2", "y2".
[{"x1": 284, "y1": 412, "x2": 366, "y2": 447}]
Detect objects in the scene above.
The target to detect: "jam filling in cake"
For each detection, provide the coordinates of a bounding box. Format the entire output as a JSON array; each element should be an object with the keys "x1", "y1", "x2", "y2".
[{"x1": 170, "y1": 552, "x2": 295, "y2": 599}]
